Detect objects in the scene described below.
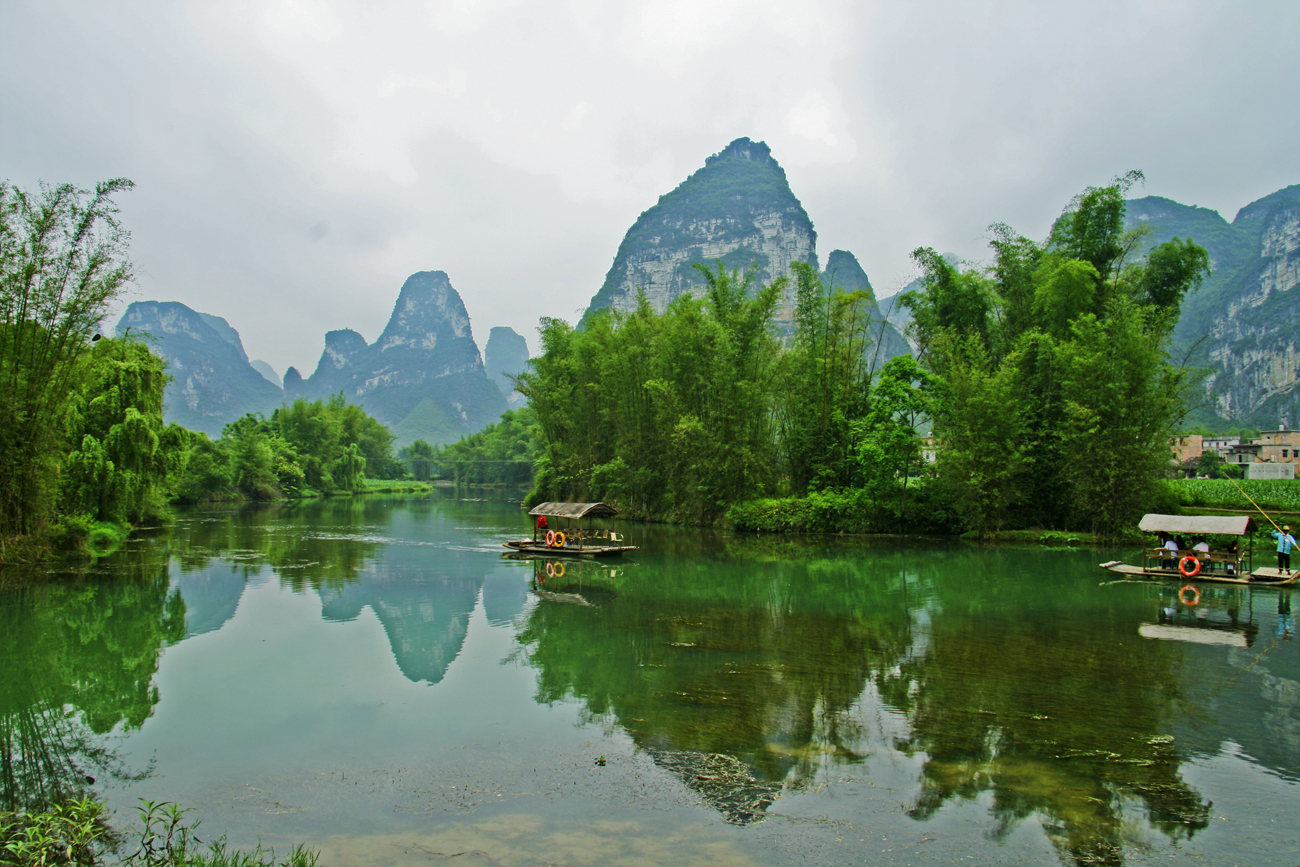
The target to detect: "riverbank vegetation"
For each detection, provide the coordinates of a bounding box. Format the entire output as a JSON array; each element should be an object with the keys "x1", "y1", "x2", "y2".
[
  {"x1": 401, "y1": 407, "x2": 538, "y2": 486},
  {"x1": 515, "y1": 173, "x2": 1210, "y2": 538},
  {"x1": 0, "y1": 178, "x2": 418, "y2": 562}
]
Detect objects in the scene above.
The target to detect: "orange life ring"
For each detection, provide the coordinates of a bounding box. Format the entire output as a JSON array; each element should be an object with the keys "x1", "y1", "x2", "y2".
[
  {"x1": 545, "y1": 530, "x2": 555, "y2": 547},
  {"x1": 553, "y1": 561, "x2": 565, "y2": 578},
  {"x1": 554, "y1": 531, "x2": 566, "y2": 548},
  {"x1": 1179, "y1": 584, "x2": 1201, "y2": 606},
  {"x1": 1178, "y1": 555, "x2": 1202, "y2": 578}
]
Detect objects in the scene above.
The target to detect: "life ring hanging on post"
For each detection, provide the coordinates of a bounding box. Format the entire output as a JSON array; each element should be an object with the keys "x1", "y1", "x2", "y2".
[
  {"x1": 554, "y1": 531, "x2": 566, "y2": 548},
  {"x1": 1178, "y1": 555, "x2": 1202, "y2": 578},
  {"x1": 1179, "y1": 584, "x2": 1201, "y2": 606},
  {"x1": 545, "y1": 530, "x2": 555, "y2": 548}
]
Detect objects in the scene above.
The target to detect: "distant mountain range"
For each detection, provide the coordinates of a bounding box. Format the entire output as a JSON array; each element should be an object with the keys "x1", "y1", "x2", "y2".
[
  {"x1": 118, "y1": 272, "x2": 530, "y2": 444},
  {"x1": 120, "y1": 137, "x2": 1300, "y2": 437}
]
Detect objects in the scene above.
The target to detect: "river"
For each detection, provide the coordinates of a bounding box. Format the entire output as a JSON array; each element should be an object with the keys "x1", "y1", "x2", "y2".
[{"x1": 2, "y1": 493, "x2": 1297, "y2": 866}]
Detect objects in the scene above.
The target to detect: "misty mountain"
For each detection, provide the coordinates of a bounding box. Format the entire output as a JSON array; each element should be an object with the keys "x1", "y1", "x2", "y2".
[
  {"x1": 484, "y1": 326, "x2": 530, "y2": 407},
  {"x1": 116, "y1": 301, "x2": 284, "y2": 437},
  {"x1": 284, "y1": 270, "x2": 507, "y2": 446}
]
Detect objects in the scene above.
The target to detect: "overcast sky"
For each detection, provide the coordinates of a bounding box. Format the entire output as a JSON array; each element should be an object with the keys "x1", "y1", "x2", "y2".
[{"x1": 3, "y1": 0, "x2": 1297, "y2": 375}]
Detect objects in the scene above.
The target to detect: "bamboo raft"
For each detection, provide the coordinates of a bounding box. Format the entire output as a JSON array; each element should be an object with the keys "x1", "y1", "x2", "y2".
[
  {"x1": 504, "y1": 501, "x2": 638, "y2": 558},
  {"x1": 1099, "y1": 513, "x2": 1298, "y2": 585}
]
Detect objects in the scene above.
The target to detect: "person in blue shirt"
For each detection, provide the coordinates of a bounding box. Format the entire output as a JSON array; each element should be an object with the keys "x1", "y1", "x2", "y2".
[{"x1": 1272, "y1": 525, "x2": 1297, "y2": 574}]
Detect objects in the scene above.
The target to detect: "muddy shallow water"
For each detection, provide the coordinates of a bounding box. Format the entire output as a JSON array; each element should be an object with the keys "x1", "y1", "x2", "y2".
[{"x1": 3, "y1": 493, "x2": 1298, "y2": 866}]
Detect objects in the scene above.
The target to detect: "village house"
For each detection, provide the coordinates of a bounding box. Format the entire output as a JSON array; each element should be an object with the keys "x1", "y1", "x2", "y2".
[
  {"x1": 1169, "y1": 434, "x2": 1203, "y2": 465},
  {"x1": 1253, "y1": 428, "x2": 1300, "y2": 462}
]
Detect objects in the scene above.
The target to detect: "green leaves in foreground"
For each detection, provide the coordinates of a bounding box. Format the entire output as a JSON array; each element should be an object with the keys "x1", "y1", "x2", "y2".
[{"x1": 1, "y1": 799, "x2": 318, "y2": 867}]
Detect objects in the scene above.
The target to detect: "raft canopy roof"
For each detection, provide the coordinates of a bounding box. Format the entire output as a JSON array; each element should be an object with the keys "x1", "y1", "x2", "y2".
[
  {"x1": 528, "y1": 502, "x2": 620, "y2": 519},
  {"x1": 1138, "y1": 514, "x2": 1253, "y2": 536}
]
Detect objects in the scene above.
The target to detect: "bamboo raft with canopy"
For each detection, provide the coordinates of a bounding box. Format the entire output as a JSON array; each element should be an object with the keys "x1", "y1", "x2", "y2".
[
  {"x1": 504, "y1": 502, "x2": 638, "y2": 558},
  {"x1": 1099, "y1": 513, "x2": 1298, "y2": 585}
]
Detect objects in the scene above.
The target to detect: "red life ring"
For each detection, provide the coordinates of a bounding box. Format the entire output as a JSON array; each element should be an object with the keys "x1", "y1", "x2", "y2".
[
  {"x1": 545, "y1": 530, "x2": 555, "y2": 547},
  {"x1": 1179, "y1": 584, "x2": 1201, "y2": 606},
  {"x1": 1178, "y1": 555, "x2": 1202, "y2": 578},
  {"x1": 545, "y1": 561, "x2": 556, "y2": 578}
]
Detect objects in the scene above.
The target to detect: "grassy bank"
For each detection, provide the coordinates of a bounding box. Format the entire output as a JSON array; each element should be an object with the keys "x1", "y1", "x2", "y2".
[
  {"x1": 728, "y1": 485, "x2": 956, "y2": 536},
  {"x1": 1, "y1": 798, "x2": 317, "y2": 866}
]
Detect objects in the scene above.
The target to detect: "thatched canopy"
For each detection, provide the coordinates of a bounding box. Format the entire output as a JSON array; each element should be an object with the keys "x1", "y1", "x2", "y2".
[
  {"x1": 528, "y1": 502, "x2": 620, "y2": 519},
  {"x1": 1138, "y1": 514, "x2": 1253, "y2": 536}
]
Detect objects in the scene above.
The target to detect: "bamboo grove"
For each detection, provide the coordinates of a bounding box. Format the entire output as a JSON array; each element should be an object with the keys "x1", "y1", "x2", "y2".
[
  {"x1": 518, "y1": 261, "x2": 936, "y2": 526},
  {"x1": 0, "y1": 179, "x2": 407, "y2": 559},
  {"x1": 520, "y1": 174, "x2": 1211, "y2": 538}
]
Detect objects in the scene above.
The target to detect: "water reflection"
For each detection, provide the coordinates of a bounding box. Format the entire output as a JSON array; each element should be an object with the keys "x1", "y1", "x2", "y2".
[
  {"x1": 5, "y1": 498, "x2": 1299, "y2": 867},
  {"x1": 515, "y1": 544, "x2": 919, "y2": 824},
  {"x1": 0, "y1": 550, "x2": 185, "y2": 809},
  {"x1": 512, "y1": 539, "x2": 1247, "y2": 863}
]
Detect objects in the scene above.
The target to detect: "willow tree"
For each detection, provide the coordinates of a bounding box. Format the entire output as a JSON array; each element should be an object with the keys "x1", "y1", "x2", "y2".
[{"x1": 0, "y1": 178, "x2": 135, "y2": 539}]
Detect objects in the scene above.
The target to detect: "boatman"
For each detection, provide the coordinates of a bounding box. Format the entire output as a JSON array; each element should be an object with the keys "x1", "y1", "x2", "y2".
[{"x1": 1272, "y1": 524, "x2": 1297, "y2": 575}]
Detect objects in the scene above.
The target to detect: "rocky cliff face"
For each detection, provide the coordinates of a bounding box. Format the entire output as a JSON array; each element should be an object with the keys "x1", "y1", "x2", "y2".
[
  {"x1": 484, "y1": 326, "x2": 530, "y2": 406},
  {"x1": 116, "y1": 301, "x2": 284, "y2": 436},
  {"x1": 585, "y1": 138, "x2": 818, "y2": 330},
  {"x1": 1130, "y1": 186, "x2": 1300, "y2": 426},
  {"x1": 290, "y1": 271, "x2": 507, "y2": 445}
]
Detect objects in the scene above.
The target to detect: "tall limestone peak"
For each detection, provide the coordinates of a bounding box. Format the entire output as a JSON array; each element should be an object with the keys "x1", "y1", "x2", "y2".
[
  {"x1": 294, "y1": 271, "x2": 504, "y2": 445},
  {"x1": 822, "y1": 249, "x2": 874, "y2": 297},
  {"x1": 116, "y1": 301, "x2": 282, "y2": 436},
  {"x1": 374, "y1": 270, "x2": 474, "y2": 353},
  {"x1": 585, "y1": 137, "x2": 818, "y2": 328}
]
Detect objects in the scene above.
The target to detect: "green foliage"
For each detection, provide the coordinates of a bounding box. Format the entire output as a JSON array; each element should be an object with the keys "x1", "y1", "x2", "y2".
[
  {"x1": 904, "y1": 173, "x2": 1211, "y2": 538},
  {"x1": 61, "y1": 339, "x2": 169, "y2": 526},
  {"x1": 425, "y1": 408, "x2": 539, "y2": 486},
  {"x1": 523, "y1": 263, "x2": 783, "y2": 522},
  {"x1": 1, "y1": 798, "x2": 318, "y2": 867},
  {"x1": 1166, "y1": 478, "x2": 1300, "y2": 512},
  {"x1": 170, "y1": 397, "x2": 403, "y2": 502},
  {"x1": 0, "y1": 178, "x2": 136, "y2": 543},
  {"x1": 1, "y1": 798, "x2": 109, "y2": 865}
]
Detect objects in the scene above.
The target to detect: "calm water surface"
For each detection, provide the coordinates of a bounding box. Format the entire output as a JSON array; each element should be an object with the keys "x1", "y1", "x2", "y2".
[{"x1": 2, "y1": 493, "x2": 1298, "y2": 867}]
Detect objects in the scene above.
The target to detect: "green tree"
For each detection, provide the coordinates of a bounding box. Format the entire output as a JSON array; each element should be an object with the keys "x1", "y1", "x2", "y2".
[
  {"x1": 903, "y1": 173, "x2": 1209, "y2": 537},
  {"x1": 61, "y1": 338, "x2": 169, "y2": 525},
  {"x1": 0, "y1": 178, "x2": 135, "y2": 540}
]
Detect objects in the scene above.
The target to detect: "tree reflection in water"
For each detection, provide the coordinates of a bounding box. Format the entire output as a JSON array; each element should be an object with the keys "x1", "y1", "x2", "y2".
[
  {"x1": 515, "y1": 540, "x2": 1214, "y2": 863},
  {"x1": 515, "y1": 546, "x2": 917, "y2": 824},
  {"x1": 0, "y1": 548, "x2": 185, "y2": 810}
]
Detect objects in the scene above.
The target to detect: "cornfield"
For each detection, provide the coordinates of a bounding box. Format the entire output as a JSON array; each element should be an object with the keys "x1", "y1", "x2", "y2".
[{"x1": 1166, "y1": 479, "x2": 1300, "y2": 513}]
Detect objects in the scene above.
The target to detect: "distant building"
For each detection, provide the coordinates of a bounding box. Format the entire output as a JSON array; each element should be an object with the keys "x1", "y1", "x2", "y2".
[
  {"x1": 921, "y1": 435, "x2": 939, "y2": 464},
  {"x1": 1225, "y1": 442, "x2": 1262, "y2": 465},
  {"x1": 1169, "y1": 434, "x2": 1203, "y2": 465},
  {"x1": 1248, "y1": 462, "x2": 1296, "y2": 480},
  {"x1": 1201, "y1": 435, "x2": 1240, "y2": 456},
  {"x1": 1254, "y1": 428, "x2": 1300, "y2": 463}
]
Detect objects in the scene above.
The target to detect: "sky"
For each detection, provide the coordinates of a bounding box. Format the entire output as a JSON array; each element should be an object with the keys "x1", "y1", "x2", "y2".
[{"x1": 3, "y1": 0, "x2": 1297, "y2": 376}]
